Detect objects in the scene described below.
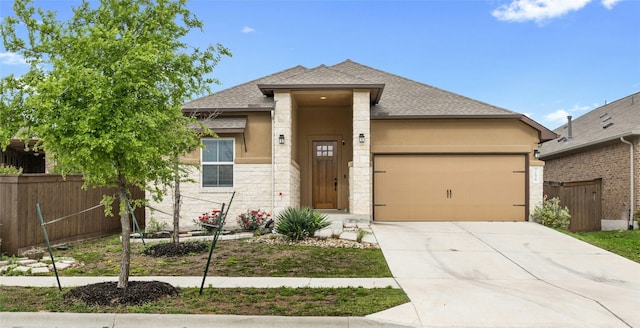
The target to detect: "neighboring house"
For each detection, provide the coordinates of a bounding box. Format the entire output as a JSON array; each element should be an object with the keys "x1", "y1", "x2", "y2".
[
  {"x1": 539, "y1": 92, "x2": 640, "y2": 231},
  {"x1": 0, "y1": 139, "x2": 46, "y2": 173},
  {"x1": 149, "y1": 59, "x2": 556, "y2": 228}
]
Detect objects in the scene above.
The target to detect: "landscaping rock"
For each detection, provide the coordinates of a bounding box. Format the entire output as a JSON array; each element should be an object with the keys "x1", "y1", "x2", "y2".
[
  {"x1": 17, "y1": 259, "x2": 38, "y2": 265},
  {"x1": 14, "y1": 266, "x2": 31, "y2": 272},
  {"x1": 52, "y1": 262, "x2": 72, "y2": 270},
  {"x1": 31, "y1": 267, "x2": 50, "y2": 274}
]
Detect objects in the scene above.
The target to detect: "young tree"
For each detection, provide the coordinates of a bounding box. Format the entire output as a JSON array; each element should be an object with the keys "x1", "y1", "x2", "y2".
[{"x1": 0, "y1": 0, "x2": 230, "y2": 289}]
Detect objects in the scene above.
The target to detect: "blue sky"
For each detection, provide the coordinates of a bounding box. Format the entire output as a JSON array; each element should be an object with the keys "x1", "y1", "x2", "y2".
[{"x1": 1, "y1": 0, "x2": 638, "y2": 129}]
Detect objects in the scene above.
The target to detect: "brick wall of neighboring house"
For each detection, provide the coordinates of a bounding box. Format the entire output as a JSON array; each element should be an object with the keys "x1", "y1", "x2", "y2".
[{"x1": 544, "y1": 140, "x2": 634, "y2": 221}]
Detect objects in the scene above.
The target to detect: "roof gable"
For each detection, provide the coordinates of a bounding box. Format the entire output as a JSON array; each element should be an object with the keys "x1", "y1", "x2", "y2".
[
  {"x1": 257, "y1": 64, "x2": 384, "y2": 104},
  {"x1": 540, "y1": 91, "x2": 640, "y2": 158}
]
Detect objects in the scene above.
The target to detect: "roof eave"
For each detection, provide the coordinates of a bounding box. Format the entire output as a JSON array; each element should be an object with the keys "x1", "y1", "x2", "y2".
[
  {"x1": 518, "y1": 115, "x2": 558, "y2": 142},
  {"x1": 371, "y1": 114, "x2": 524, "y2": 120},
  {"x1": 257, "y1": 83, "x2": 385, "y2": 104},
  {"x1": 182, "y1": 106, "x2": 274, "y2": 113},
  {"x1": 540, "y1": 130, "x2": 640, "y2": 160}
]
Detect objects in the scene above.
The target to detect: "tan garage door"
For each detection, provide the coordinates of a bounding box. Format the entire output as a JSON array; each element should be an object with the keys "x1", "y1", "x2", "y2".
[{"x1": 374, "y1": 154, "x2": 526, "y2": 221}]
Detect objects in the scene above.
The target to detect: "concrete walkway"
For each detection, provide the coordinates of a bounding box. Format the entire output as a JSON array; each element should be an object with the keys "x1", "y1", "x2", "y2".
[{"x1": 371, "y1": 221, "x2": 640, "y2": 328}]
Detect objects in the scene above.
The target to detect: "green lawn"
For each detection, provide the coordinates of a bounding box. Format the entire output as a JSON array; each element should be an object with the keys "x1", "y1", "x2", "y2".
[
  {"x1": 0, "y1": 286, "x2": 410, "y2": 316},
  {"x1": 562, "y1": 229, "x2": 640, "y2": 263}
]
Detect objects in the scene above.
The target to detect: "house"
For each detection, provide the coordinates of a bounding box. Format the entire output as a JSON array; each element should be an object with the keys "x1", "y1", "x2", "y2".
[
  {"x1": 148, "y1": 59, "x2": 556, "y2": 228},
  {"x1": 539, "y1": 92, "x2": 640, "y2": 231},
  {"x1": 0, "y1": 139, "x2": 46, "y2": 173}
]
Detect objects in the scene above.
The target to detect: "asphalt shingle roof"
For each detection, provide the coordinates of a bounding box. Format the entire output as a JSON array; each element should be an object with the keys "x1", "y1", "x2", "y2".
[
  {"x1": 182, "y1": 65, "x2": 307, "y2": 111},
  {"x1": 183, "y1": 59, "x2": 523, "y2": 118},
  {"x1": 539, "y1": 91, "x2": 640, "y2": 158}
]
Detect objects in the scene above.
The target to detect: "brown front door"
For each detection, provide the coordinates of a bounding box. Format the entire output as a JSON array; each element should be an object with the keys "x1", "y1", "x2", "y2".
[{"x1": 312, "y1": 141, "x2": 338, "y2": 209}]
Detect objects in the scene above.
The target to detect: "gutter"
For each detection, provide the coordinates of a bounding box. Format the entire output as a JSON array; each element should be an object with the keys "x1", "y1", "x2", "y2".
[{"x1": 620, "y1": 137, "x2": 635, "y2": 230}]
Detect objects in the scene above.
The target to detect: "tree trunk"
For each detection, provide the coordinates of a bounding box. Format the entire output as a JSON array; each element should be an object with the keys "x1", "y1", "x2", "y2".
[
  {"x1": 173, "y1": 161, "x2": 181, "y2": 245},
  {"x1": 117, "y1": 175, "x2": 131, "y2": 290}
]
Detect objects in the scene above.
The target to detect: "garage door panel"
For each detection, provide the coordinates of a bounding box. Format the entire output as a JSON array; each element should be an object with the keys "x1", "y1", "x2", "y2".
[{"x1": 374, "y1": 155, "x2": 526, "y2": 222}]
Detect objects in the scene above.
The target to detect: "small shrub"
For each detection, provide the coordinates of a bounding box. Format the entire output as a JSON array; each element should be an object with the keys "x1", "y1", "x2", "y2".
[
  {"x1": 0, "y1": 164, "x2": 22, "y2": 175},
  {"x1": 531, "y1": 197, "x2": 570, "y2": 229},
  {"x1": 275, "y1": 207, "x2": 331, "y2": 241},
  {"x1": 194, "y1": 209, "x2": 224, "y2": 233},
  {"x1": 237, "y1": 209, "x2": 271, "y2": 231},
  {"x1": 356, "y1": 229, "x2": 366, "y2": 243},
  {"x1": 146, "y1": 217, "x2": 168, "y2": 234}
]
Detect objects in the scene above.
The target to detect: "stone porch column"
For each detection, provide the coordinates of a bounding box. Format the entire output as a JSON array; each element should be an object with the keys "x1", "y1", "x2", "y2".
[
  {"x1": 273, "y1": 91, "x2": 296, "y2": 215},
  {"x1": 350, "y1": 90, "x2": 372, "y2": 219}
]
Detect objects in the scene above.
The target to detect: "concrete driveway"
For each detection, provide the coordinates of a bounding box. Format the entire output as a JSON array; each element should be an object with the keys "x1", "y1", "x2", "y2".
[{"x1": 368, "y1": 222, "x2": 640, "y2": 328}]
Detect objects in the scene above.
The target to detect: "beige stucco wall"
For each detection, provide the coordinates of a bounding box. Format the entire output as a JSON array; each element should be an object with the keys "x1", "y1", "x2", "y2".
[
  {"x1": 371, "y1": 118, "x2": 544, "y2": 218},
  {"x1": 371, "y1": 119, "x2": 541, "y2": 156},
  {"x1": 181, "y1": 112, "x2": 272, "y2": 165}
]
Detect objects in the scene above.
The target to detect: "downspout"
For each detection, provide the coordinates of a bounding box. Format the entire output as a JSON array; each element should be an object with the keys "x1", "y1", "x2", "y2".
[{"x1": 620, "y1": 137, "x2": 635, "y2": 230}]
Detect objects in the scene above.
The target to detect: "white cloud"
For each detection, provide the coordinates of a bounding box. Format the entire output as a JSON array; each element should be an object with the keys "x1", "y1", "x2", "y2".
[
  {"x1": 0, "y1": 52, "x2": 27, "y2": 65},
  {"x1": 241, "y1": 26, "x2": 255, "y2": 34},
  {"x1": 543, "y1": 104, "x2": 593, "y2": 125},
  {"x1": 492, "y1": 0, "x2": 620, "y2": 23},
  {"x1": 601, "y1": 0, "x2": 622, "y2": 9},
  {"x1": 544, "y1": 109, "x2": 571, "y2": 125}
]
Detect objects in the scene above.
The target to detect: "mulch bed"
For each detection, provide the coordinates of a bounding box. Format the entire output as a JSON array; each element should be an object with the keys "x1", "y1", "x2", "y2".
[
  {"x1": 142, "y1": 241, "x2": 209, "y2": 257},
  {"x1": 63, "y1": 281, "x2": 178, "y2": 306},
  {"x1": 64, "y1": 242, "x2": 209, "y2": 306}
]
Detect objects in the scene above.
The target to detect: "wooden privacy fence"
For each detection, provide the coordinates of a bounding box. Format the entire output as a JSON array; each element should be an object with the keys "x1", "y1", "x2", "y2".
[
  {"x1": 0, "y1": 174, "x2": 145, "y2": 256},
  {"x1": 543, "y1": 179, "x2": 602, "y2": 232}
]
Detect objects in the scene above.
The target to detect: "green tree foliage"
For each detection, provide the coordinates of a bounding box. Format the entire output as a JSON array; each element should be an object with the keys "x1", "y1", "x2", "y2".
[
  {"x1": 0, "y1": 0, "x2": 230, "y2": 289},
  {"x1": 530, "y1": 197, "x2": 571, "y2": 229}
]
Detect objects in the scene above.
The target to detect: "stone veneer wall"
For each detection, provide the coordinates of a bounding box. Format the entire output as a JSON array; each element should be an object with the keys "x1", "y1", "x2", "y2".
[
  {"x1": 544, "y1": 140, "x2": 638, "y2": 223},
  {"x1": 146, "y1": 164, "x2": 273, "y2": 230},
  {"x1": 272, "y1": 92, "x2": 299, "y2": 215},
  {"x1": 529, "y1": 165, "x2": 544, "y2": 218},
  {"x1": 350, "y1": 90, "x2": 372, "y2": 217}
]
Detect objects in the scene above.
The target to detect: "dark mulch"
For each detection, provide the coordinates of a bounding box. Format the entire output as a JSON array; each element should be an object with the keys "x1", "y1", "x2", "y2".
[
  {"x1": 63, "y1": 281, "x2": 178, "y2": 306},
  {"x1": 142, "y1": 241, "x2": 209, "y2": 257}
]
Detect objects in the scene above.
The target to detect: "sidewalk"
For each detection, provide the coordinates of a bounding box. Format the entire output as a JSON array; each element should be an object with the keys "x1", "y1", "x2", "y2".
[{"x1": 2, "y1": 312, "x2": 416, "y2": 328}]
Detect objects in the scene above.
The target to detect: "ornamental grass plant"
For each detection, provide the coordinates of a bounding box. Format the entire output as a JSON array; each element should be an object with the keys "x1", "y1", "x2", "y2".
[{"x1": 275, "y1": 207, "x2": 331, "y2": 241}]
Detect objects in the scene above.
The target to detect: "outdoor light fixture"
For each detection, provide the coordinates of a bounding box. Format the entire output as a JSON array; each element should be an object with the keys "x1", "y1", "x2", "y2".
[
  {"x1": 534, "y1": 149, "x2": 540, "y2": 159},
  {"x1": 279, "y1": 134, "x2": 285, "y2": 145},
  {"x1": 359, "y1": 133, "x2": 365, "y2": 143}
]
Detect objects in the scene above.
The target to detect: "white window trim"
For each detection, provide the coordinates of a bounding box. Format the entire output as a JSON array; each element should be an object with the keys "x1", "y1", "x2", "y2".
[{"x1": 201, "y1": 137, "x2": 235, "y2": 188}]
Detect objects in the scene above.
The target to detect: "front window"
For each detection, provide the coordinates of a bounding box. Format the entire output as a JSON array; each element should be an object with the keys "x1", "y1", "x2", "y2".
[{"x1": 201, "y1": 138, "x2": 234, "y2": 187}]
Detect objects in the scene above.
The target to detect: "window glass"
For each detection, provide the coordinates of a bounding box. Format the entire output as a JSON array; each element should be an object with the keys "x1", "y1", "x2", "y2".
[{"x1": 202, "y1": 139, "x2": 233, "y2": 187}]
